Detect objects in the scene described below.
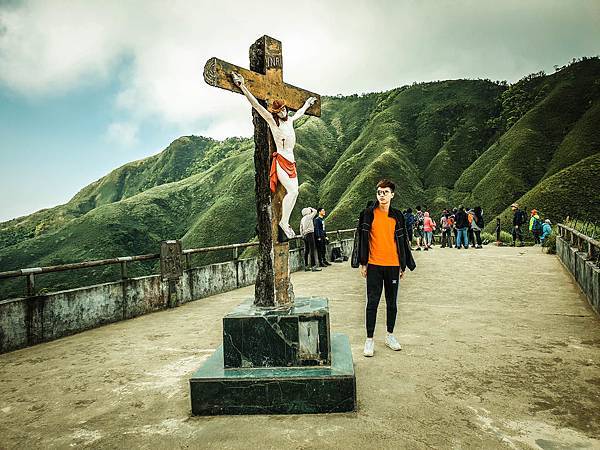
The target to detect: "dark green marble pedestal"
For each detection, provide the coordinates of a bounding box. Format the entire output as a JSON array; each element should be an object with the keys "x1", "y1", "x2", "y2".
[
  {"x1": 223, "y1": 297, "x2": 331, "y2": 368},
  {"x1": 190, "y1": 333, "x2": 355, "y2": 415},
  {"x1": 189, "y1": 297, "x2": 356, "y2": 415}
]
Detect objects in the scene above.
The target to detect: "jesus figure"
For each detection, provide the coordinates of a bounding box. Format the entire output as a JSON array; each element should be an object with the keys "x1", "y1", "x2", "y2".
[{"x1": 231, "y1": 71, "x2": 316, "y2": 242}]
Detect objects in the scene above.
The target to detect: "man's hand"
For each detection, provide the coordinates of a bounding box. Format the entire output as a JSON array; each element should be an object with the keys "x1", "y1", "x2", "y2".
[
  {"x1": 360, "y1": 265, "x2": 367, "y2": 278},
  {"x1": 231, "y1": 71, "x2": 245, "y2": 87},
  {"x1": 399, "y1": 271, "x2": 405, "y2": 280}
]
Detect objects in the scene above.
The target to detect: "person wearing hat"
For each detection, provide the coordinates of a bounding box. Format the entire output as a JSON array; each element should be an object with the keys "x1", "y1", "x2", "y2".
[
  {"x1": 231, "y1": 71, "x2": 316, "y2": 242},
  {"x1": 529, "y1": 209, "x2": 542, "y2": 245},
  {"x1": 511, "y1": 203, "x2": 526, "y2": 246},
  {"x1": 540, "y1": 219, "x2": 553, "y2": 245}
]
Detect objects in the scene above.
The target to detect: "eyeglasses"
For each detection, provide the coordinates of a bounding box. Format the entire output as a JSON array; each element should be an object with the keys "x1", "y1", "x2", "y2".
[{"x1": 376, "y1": 190, "x2": 392, "y2": 196}]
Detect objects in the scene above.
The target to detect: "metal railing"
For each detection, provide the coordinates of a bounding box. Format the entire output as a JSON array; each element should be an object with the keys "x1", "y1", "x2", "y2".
[
  {"x1": 558, "y1": 223, "x2": 600, "y2": 267},
  {"x1": 0, "y1": 228, "x2": 356, "y2": 297}
]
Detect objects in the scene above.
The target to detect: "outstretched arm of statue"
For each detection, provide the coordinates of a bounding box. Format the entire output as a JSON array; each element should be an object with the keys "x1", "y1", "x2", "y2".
[
  {"x1": 291, "y1": 96, "x2": 317, "y2": 122},
  {"x1": 231, "y1": 72, "x2": 276, "y2": 127}
]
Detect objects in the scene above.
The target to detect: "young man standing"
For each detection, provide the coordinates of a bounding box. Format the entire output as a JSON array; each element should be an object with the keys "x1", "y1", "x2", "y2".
[
  {"x1": 314, "y1": 207, "x2": 330, "y2": 266},
  {"x1": 357, "y1": 180, "x2": 416, "y2": 357}
]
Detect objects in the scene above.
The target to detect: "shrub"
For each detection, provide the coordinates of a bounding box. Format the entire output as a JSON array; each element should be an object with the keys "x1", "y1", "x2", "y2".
[
  {"x1": 543, "y1": 233, "x2": 557, "y2": 254},
  {"x1": 481, "y1": 230, "x2": 512, "y2": 244}
]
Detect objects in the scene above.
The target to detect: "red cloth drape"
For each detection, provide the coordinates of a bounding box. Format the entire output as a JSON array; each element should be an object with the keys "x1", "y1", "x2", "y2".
[{"x1": 269, "y1": 152, "x2": 297, "y2": 193}]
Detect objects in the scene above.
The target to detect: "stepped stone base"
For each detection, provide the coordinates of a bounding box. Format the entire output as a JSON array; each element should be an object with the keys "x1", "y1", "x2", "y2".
[{"x1": 189, "y1": 333, "x2": 355, "y2": 415}]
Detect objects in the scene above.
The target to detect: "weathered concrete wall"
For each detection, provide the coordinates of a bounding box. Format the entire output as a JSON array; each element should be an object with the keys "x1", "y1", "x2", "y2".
[
  {"x1": 556, "y1": 236, "x2": 600, "y2": 314},
  {"x1": 0, "y1": 238, "x2": 354, "y2": 354}
]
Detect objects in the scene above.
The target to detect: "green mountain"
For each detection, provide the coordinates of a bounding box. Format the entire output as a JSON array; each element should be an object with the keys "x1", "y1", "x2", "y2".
[{"x1": 1, "y1": 57, "x2": 599, "y2": 298}]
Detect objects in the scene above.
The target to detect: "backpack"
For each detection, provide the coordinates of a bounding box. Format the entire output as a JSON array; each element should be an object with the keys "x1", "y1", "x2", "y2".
[
  {"x1": 476, "y1": 215, "x2": 484, "y2": 229},
  {"x1": 532, "y1": 217, "x2": 542, "y2": 232},
  {"x1": 417, "y1": 212, "x2": 424, "y2": 230},
  {"x1": 447, "y1": 216, "x2": 455, "y2": 227}
]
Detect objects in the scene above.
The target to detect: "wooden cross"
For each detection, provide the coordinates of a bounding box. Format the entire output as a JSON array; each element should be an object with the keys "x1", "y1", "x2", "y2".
[{"x1": 203, "y1": 35, "x2": 321, "y2": 307}]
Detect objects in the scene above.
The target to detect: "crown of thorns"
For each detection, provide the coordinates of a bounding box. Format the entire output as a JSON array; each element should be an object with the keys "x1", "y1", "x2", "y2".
[{"x1": 268, "y1": 100, "x2": 286, "y2": 113}]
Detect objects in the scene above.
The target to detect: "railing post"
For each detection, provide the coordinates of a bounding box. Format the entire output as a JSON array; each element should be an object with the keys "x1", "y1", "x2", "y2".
[
  {"x1": 160, "y1": 240, "x2": 184, "y2": 308},
  {"x1": 120, "y1": 261, "x2": 128, "y2": 280},
  {"x1": 496, "y1": 218, "x2": 501, "y2": 245},
  {"x1": 233, "y1": 247, "x2": 239, "y2": 288},
  {"x1": 185, "y1": 253, "x2": 191, "y2": 270},
  {"x1": 27, "y1": 274, "x2": 35, "y2": 296}
]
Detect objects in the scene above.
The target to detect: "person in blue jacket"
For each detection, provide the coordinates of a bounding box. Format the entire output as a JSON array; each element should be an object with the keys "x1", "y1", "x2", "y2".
[
  {"x1": 404, "y1": 208, "x2": 415, "y2": 248},
  {"x1": 540, "y1": 219, "x2": 553, "y2": 244}
]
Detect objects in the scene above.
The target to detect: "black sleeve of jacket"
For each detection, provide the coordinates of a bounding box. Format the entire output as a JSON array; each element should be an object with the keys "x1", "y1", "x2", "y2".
[
  {"x1": 358, "y1": 209, "x2": 369, "y2": 266},
  {"x1": 400, "y1": 214, "x2": 416, "y2": 271}
]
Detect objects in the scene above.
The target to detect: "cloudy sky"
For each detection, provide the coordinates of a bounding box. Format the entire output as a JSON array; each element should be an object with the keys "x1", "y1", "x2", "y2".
[{"x1": 1, "y1": 0, "x2": 599, "y2": 221}]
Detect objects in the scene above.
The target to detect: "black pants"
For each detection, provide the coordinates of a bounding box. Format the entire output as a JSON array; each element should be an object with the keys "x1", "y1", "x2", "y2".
[
  {"x1": 407, "y1": 227, "x2": 413, "y2": 246},
  {"x1": 441, "y1": 229, "x2": 451, "y2": 247},
  {"x1": 303, "y1": 232, "x2": 317, "y2": 267},
  {"x1": 512, "y1": 226, "x2": 523, "y2": 245},
  {"x1": 467, "y1": 228, "x2": 474, "y2": 247},
  {"x1": 473, "y1": 230, "x2": 482, "y2": 246},
  {"x1": 316, "y1": 236, "x2": 327, "y2": 265},
  {"x1": 366, "y1": 264, "x2": 400, "y2": 338},
  {"x1": 533, "y1": 231, "x2": 541, "y2": 244}
]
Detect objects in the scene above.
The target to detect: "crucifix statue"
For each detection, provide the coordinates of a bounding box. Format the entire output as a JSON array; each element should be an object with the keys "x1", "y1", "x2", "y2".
[{"x1": 203, "y1": 35, "x2": 321, "y2": 307}]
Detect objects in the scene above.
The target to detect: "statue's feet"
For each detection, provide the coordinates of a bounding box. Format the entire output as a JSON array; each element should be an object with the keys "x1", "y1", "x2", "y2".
[
  {"x1": 277, "y1": 223, "x2": 296, "y2": 243},
  {"x1": 277, "y1": 225, "x2": 290, "y2": 243}
]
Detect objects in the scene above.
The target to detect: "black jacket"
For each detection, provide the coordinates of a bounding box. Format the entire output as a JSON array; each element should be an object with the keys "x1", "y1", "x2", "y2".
[
  {"x1": 314, "y1": 216, "x2": 326, "y2": 238},
  {"x1": 455, "y1": 210, "x2": 469, "y2": 229},
  {"x1": 513, "y1": 209, "x2": 526, "y2": 226},
  {"x1": 357, "y1": 202, "x2": 416, "y2": 272}
]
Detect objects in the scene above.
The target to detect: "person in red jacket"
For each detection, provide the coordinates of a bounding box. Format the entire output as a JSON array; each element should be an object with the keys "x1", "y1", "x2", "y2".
[{"x1": 422, "y1": 211, "x2": 436, "y2": 250}]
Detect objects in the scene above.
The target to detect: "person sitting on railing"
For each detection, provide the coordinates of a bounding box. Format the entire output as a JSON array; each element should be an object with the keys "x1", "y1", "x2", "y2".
[{"x1": 540, "y1": 219, "x2": 552, "y2": 245}]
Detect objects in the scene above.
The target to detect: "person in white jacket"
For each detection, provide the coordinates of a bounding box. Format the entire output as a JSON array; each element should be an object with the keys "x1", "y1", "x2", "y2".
[{"x1": 300, "y1": 207, "x2": 321, "y2": 272}]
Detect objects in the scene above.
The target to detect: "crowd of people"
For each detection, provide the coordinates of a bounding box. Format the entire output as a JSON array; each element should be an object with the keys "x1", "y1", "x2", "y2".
[
  {"x1": 300, "y1": 202, "x2": 554, "y2": 270},
  {"x1": 402, "y1": 203, "x2": 553, "y2": 249},
  {"x1": 402, "y1": 205, "x2": 485, "y2": 250}
]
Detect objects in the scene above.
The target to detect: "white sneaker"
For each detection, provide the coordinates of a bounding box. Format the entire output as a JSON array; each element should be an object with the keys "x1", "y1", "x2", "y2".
[
  {"x1": 363, "y1": 338, "x2": 374, "y2": 357},
  {"x1": 385, "y1": 333, "x2": 402, "y2": 351}
]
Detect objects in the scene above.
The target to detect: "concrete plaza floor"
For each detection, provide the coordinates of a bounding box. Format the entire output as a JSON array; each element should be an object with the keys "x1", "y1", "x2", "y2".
[{"x1": 1, "y1": 246, "x2": 599, "y2": 449}]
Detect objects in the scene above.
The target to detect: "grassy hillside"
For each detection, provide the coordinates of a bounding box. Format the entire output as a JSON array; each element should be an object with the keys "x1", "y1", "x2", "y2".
[{"x1": 1, "y1": 57, "x2": 599, "y2": 298}]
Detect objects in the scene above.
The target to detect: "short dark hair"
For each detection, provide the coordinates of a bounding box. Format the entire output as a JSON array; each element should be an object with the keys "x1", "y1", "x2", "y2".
[
  {"x1": 376, "y1": 179, "x2": 395, "y2": 192},
  {"x1": 416, "y1": 205, "x2": 422, "y2": 211},
  {"x1": 317, "y1": 207, "x2": 325, "y2": 213}
]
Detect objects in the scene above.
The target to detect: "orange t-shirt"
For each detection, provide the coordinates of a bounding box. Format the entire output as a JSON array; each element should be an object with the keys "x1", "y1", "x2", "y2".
[{"x1": 368, "y1": 207, "x2": 399, "y2": 266}]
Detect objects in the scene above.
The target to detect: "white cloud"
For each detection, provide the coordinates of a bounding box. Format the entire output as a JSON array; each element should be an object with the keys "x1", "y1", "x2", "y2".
[
  {"x1": 106, "y1": 121, "x2": 139, "y2": 149},
  {"x1": 1, "y1": 0, "x2": 599, "y2": 140}
]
